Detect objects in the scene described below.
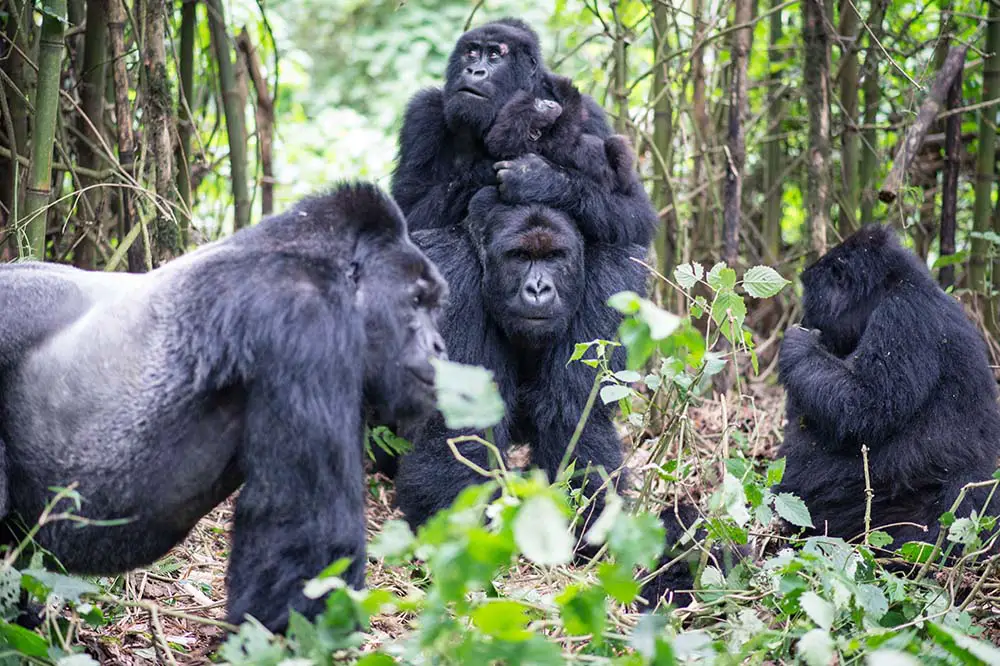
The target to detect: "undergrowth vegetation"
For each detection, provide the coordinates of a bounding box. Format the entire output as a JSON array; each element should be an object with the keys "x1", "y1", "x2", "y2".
[{"x1": 1, "y1": 265, "x2": 998, "y2": 665}]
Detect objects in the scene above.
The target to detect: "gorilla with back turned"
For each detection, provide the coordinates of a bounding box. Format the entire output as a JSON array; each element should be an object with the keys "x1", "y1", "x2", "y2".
[
  {"x1": 387, "y1": 187, "x2": 649, "y2": 534},
  {"x1": 0, "y1": 183, "x2": 448, "y2": 633},
  {"x1": 391, "y1": 17, "x2": 657, "y2": 247},
  {"x1": 641, "y1": 224, "x2": 1000, "y2": 608}
]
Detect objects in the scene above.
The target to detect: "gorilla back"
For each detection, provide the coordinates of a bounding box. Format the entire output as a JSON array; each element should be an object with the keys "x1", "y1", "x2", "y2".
[{"x1": 0, "y1": 182, "x2": 447, "y2": 632}]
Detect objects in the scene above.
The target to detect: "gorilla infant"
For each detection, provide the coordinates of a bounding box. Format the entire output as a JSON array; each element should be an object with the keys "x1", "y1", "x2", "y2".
[
  {"x1": 0, "y1": 183, "x2": 447, "y2": 632},
  {"x1": 642, "y1": 224, "x2": 1000, "y2": 607}
]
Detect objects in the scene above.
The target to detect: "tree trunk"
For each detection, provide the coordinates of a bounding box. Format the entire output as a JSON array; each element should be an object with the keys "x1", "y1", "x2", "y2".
[
  {"x1": 143, "y1": 0, "x2": 178, "y2": 265},
  {"x1": 206, "y1": 0, "x2": 251, "y2": 230},
  {"x1": 763, "y1": 0, "x2": 784, "y2": 264},
  {"x1": 972, "y1": 0, "x2": 1000, "y2": 334},
  {"x1": 723, "y1": 0, "x2": 751, "y2": 268},
  {"x1": 175, "y1": 0, "x2": 196, "y2": 246},
  {"x1": 879, "y1": 44, "x2": 968, "y2": 204},
  {"x1": 107, "y1": 0, "x2": 144, "y2": 271},
  {"x1": 802, "y1": 0, "x2": 831, "y2": 261},
  {"x1": 237, "y1": 28, "x2": 275, "y2": 219},
  {"x1": 838, "y1": 0, "x2": 860, "y2": 235},
  {"x1": 610, "y1": 0, "x2": 629, "y2": 135},
  {"x1": 939, "y1": 71, "x2": 961, "y2": 290},
  {"x1": 859, "y1": 0, "x2": 887, "y2": 227},
  {"x1": 73, "y1": 0, "x2": 109, "y2": 269},
  {"x1": 650, "y1": 0, "x2": 677, "y2": 306},
  {"x1": 23, "y1": 0, "x2": 68, "y2": 260},
  {"x1": 0, "y1": 0, "x2": 34, "y2": 258},
  {"x1": 691, "y1": 0, "x2": 710, "y2": 260}
]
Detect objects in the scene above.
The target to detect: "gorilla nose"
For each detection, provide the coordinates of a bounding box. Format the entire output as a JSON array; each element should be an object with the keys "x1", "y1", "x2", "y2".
[
  {"x1": 431, "y1": 333, "x2": 448, "y2": 360},
  {"x1": 522, "y1": 279, "x2": 555, "y2": 307},
  {"x1": 464, "y1": 66, "x2": 488, "y2": 80}
]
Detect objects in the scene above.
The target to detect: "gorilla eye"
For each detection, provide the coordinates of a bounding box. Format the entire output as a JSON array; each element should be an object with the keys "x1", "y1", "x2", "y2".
[
  {"x1": 488, "y1": 48, "x2": 502, "y2": 61},
  {"x1": 510, "y1": 249, "x2": 531, "y2": 261},
  {"x1": 466, "y1": 48, "x2": 480, "y2": 60}
]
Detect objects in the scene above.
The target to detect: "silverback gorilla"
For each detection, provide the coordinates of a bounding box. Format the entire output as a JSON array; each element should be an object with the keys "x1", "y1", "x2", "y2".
[
  {"x1": 391, "y1": 17, "x2": 657, "y2": 247},
  {"x1": 0, "y1": 183, "x2": 448, "y2": 633},
  {"x1": 641, "y1": 225, "x2": 1000, "y2": 607},
  {"x1": 390, "y1": 188, "x2": 649, "y2": 537}
]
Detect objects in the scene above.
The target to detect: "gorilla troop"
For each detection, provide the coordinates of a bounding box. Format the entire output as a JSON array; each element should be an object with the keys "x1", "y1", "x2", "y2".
[
  {"x1": 0, "y1": 183, "x2": 448, "y2": 633},
  {"x1": 642, "y1": 225, "x2": 1000, "y2": 608},
  {"x1": 387, "y1": 187, "x2": 649, "y2": 543},
  {"x1": 391, "y1": 17, "x2": 657, "y2": 247}
]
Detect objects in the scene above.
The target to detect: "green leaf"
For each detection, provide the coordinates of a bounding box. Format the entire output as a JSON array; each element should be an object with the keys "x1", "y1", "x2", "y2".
[
  {"x1": 556, "y1": 584, "x2": 606, "y2": 639},
  {"x1": 706, "y1": 262, "x2": 734, "y2": 291},
  {"x1": 0, "y1": 620, "x2": 51, "y2": 658},
  {"x1": 584, "y1": 492, "x2": 624, "y2": 546},
  {"x1": 597, "y1": 561, "x2": 641, "y2": 604},
  {"x1": 356, "y1": 654, "x2": 397, "y2": 666},
  {"x1": 470, "y1": 600, "x2": 533, "y2": 642},
  {"x1": 766, "y1": 458, "x2": 786, "y2": 486},
  {"x1": 614, "y1": 370, "x2": 642, "y2": 383},
  {"x1": 716, "y1": 474, "x2": 750, "y2": 527},
  {"x1": 797, "y1": 628, "x2": 836, "y2": 666},
  {"x1": 569, "y1": 341, "x2": 595, "y2": 362},
  {"x1": 639, "y1": 299, "x2": 682, "y2": 340},
  {"x1": 369, "y1": 519, "x2": 415, "y2": 560},
  {"x1": 865, "y1": 650, "x2": 922, "y2": 666},
  {"x1": 898, "y1": 542, "x2": 936, "y2": 564},
  {"x1": 674, "y1": 262, "x2": 704, "y2": 289},
  {"x1": 699, "y1": 566, "x2": 725, "y2": 588},
  {"x1": 22, "y1": 569, "x2": 99, "y2": 603},
  {"x1": 599, "y1": 383, "x2": 632, "y2": 405},
  {"x1": 867, "y1": 530, "x2": 893, "y2": 548},
  {"x1": 607, "y1": 510, "x2": 667, "y2": 570},
  {"x1": 514, "y1": 495, "x2": 573, "y2": 566},
  {"x1": 432, "y1": 358, "x2": 505, "y2": 429},
  {"x1": 800, "y1": 591, "x2": 835, "y2": 630},
  {"x1": 773, "y1": 493, "x2": 814, "y2": 528},
  {"x1": 742, "y1": 265, "x2": 790, "y2": 298},
  {"x1": 608, "y1": 290, "x2": 642, "y2": 314},
  {"x1": 946, "y1": 517, "x2": 978, "y2": 545},
  {"x1": 855, "y1": 583, "x2": 888, "y2": 620},
  {"x1": 926, "y1": 621, "x2": 1000, "y2": 665},
  {"x1": 56, "y1": 657, "x2": 100, "y2": 666}
]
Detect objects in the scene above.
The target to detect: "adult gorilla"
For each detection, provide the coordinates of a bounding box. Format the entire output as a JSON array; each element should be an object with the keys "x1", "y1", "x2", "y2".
[
  {"x1": 391, "y1": 17, "x2": 657, "y2": 247},
  {"x1": 0, "y1": 183, "x2": 448, "y2": 633},
  {"x1": 641, "y1": 225, "x2": 1000, "y2": 608},
  {"x1": 389, "y1": 188, "x2": 648, "y2": 535}
]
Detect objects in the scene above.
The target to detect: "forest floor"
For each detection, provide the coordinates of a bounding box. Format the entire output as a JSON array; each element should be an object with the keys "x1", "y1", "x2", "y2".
[{"x1": 70, "y1": 379, "x2": 1000, "y2": 663}]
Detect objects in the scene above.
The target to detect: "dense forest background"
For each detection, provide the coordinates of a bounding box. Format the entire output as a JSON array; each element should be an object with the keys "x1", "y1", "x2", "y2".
[{"x1": 2, "y1": 0, "x2": 1000, "y2": 349}]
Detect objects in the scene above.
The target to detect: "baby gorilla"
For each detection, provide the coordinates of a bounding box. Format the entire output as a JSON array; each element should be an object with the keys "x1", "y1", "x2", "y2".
[
  {"x1": 0, "y1": 183, "x2": 448, "y2": 633},
  {"x1": 641, "y1": 224, "x2": 1000, "y2": 608},
  {"x1": 486, "y1": 75, "x2": 638, "y2": 196}
]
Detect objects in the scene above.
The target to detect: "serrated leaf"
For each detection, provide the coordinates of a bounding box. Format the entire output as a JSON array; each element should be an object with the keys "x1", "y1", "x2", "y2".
[
  {"x1": 356, "y1": 654, "x2": 397, "y2": 666},
  {"x1": 600, "y1": 384, "x2": 632, "y2": 405},
  {"x1": 946, "y1": 517, "x2": 978, "y2": 545},
  {"x1": 717, "y1": 473, "x2": 750, "y2": 527},
  {"x1": 766, "y1": 458, "x2": 786, "y2": 486},
  {"x1": 614, "y1": 370, "x2": 642, "y2": 383},
  {"x1": 899, "y1": 542, "x2": 935, "y2": 564},
  {"x1": 800, "y1": 591, "x2": 834, "y2": 630},
  {"x1": 514, "y1": 495, "x2": 573, "y2": 566},
  {"x1": 706, "y1": 262, "x2": 729, "y2": 290},
  {"x1": 432, "y1": 358, "x2": 505, "y2": 429},
  {"x1": 569, "y1": 342, "x2": 594, "y2": 362},
  {"x1": 0, "y1": 621, "x2": 50, "y2": 658},
  {"x1": 700, "y1": 566, "x2": 725, "y2": 588},
  {"x1": 597, "y1": 561, "x2": 641, "y2": 603},
  {"x1": 557, "y1": 584, "x2": 607, "y2": 639},
  {"x1": 865, "y1": 649, "x2": 922, "y2": 666},
  {"x1": 674, "y1": 262, "x2": 704, "y2": 289},
  {"x1": 22, "y1": 569, "x2": 99, "y2": 603},
  {"x1": 742, "y1": 265, "x2": 790, "y2": 298},
  {"x1": 470, "y1": 600, "x2": 533, "y2": 641},
  {"x1": 607, "y1": 510, "x2": 666, "y2": 570},
  {"x1": 797, "y1": 628, "x2": 835, "y2": 666},
  {"x1": 774, "y1": 493, "x2": 814, "y2": 528},
  {"x1": 855, "y1": 583, "x2": 888, "y2": 620},
  {"x1": 584, "y1": 492, "x2": 623, "y2": 546}
]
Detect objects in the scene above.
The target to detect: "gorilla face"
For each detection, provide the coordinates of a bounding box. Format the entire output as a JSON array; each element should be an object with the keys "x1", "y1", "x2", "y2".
[
  {"x1": 443, "y1": 20, "x2": 543, "y2": 135},
  {"x1": 476, "y1": 204, "x2": 584, "y2": 347},
  {"x1": 799, "y1": 225, "x2": 892, "y2": 357},
  {"x1": 355, "y1": 237, "x2": 449, "y2": 427}
]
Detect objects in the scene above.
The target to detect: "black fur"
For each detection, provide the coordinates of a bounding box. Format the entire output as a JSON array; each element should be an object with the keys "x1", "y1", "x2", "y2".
[
  {"x1": 486, "y1": 74, "x2": 637, "y2": 195},
  {"x1": 0, "y1": 183, "x2": 448, "y2": 633},
  {"x1": 390, "y1": 18, "x2": 657, "y2": 247},
  {"x1": 386, "y1": 187, "x2": 648, "y2": 541},
  {"x1": 640, "y1": 224, "x2": 1000, "y2": 607}
]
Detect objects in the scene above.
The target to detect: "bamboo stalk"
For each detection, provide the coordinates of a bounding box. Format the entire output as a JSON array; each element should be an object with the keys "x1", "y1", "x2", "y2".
[
  {"x1": 206, "y1": 0, "x2": 251, "y2": 230},
  {"x1": 23, "y1": 0, "x2": 69, "y2": 260}
]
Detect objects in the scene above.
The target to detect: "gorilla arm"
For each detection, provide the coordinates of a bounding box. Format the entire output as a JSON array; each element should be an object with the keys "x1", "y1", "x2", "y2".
[
  {"x1": 390, "y1": 89, "x2": 497, "y2": 231},
  {"x1": 778, "y1": 288, "x2": 941, "y2": 448},
  {"x1": 224, "y1": 260, "x2": 368, "y2": 632}
]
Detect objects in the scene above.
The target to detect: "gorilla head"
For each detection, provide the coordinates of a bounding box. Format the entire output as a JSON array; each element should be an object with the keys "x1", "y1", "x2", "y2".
[
  {"x1": 443, "y1": 17, "x2": 545, "y2": 134},
  {"x1": 467, "y1": 187, "x2": 584, "y2": 346},
  {"x1": 798, "y1": 224, "x2": 902, "y2": 357}
]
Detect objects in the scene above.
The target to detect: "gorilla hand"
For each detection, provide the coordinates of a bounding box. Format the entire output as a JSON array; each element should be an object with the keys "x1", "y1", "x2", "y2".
[
  {"x1": 779, "y1": 325, "x2": 821, "y2": 373},
  {"x1": 494, "y1": 154, "x2": 569, "y2": 206}
]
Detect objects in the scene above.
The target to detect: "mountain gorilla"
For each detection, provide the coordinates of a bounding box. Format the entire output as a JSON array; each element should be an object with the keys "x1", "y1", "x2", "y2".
[
  {"x1": 0, "y1": 183, "x2": 448, "y2": 633},
  {"x1": 640, "y1": 225, "x2": 1000, "y2": 608},
  {"x1": 485, "y1": 74, "x2": 638, "y2": 195},
  {"x1": 391, "y1": 17, "x2": 657, "y2": 247},
  {"x1": 387, "y1": 187, "x2": 648, "y2": 537}
]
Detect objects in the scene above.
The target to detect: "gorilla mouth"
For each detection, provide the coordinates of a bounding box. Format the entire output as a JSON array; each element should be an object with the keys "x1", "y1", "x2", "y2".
[
  {"x1": 459, "y1": 87, "x2": 488, "y2": 100},
  {"x1": 408, "y1": 367, "x2": 436, "y2": 388}
]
